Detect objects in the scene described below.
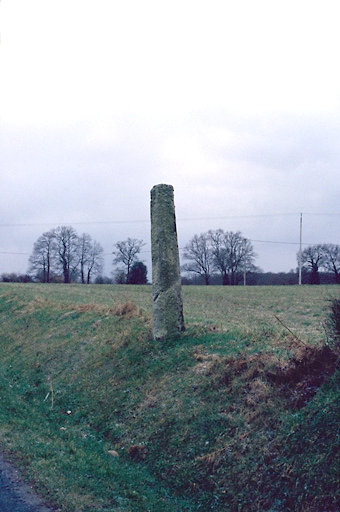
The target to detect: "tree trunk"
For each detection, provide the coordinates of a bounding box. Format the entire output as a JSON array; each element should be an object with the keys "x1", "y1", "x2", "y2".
[{"x1": 222, "y1": 272, "x2": 229, "y2": 285}]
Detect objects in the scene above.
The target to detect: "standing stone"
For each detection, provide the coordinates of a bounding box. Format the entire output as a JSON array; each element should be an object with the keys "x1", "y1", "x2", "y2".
[{"x1": 150, "y1": 184, "x2": 185, "y2": 340}]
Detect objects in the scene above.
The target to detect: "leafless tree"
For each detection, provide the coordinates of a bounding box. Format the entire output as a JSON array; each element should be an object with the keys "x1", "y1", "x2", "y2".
[
  {"x1": 113, "y1": 238, "x2": 145, "y2": 283},
  {"x1": 321, "y1": 244, "x2": 340, "y2": 283},
  {"x1": 79, "y1": 233, "x2": 92, "y2": 284},
  {"x1": 28, "y1": 229, "x2": 57, "y2": 282},
  {"x1": 226, "y1": 231, "x2": 257, "y2": 285},
  {"x1": 209, "y1": 229, "x2": 230, "y2": 285},
  {"x1": 182, "y1": 233, "x2": 213, "y2": 285},
  {"x1": 209, "y1": 229, "x2": 256, "y2": 285},
  {"x1": 81, "y1": 236, "x2": 104, "y2": 284},
  {"x1": 299, "y1": 244, "x2": 324, "y2": 284},
  {"x1": 237, "y1": 237, "x2": 258, "y2": 285},
  {"x1": 54, "y1": 226, "x2": 80, "y2": 283}
]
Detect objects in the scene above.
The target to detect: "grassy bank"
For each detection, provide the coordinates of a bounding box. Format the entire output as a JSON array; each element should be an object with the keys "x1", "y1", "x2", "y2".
[{"x1": 0, "y1": 283, "x2": 339, "y2": 511}]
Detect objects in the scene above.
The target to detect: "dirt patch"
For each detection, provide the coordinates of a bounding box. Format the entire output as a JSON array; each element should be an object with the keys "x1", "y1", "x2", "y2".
[
  {"x1": 128, "y1": 444, "x2": 148, "y2": 461},
  {"x1": 219, "y1": 344, "x2": 339, "y2": 410},
  {"x1": 223, "y1": 352, "x2": 281, "y2": 385},
  {"x1": 267, "y1": 345, "x2": 339, "y2": 409}
]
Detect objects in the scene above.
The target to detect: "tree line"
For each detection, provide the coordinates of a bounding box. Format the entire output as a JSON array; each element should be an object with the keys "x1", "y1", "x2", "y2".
[
  {"x1": 1, "y1": 226, "x2": 339, "y2": 285},
  {"x1": 19, "y1": 228, "x2": 146, "y2": 285},
  {"x1": 182, "y1": 230, "x2": 340, "y2": 285},
  {"x1": 23, "y1": 227, "x2": 149, "y2": 284}
]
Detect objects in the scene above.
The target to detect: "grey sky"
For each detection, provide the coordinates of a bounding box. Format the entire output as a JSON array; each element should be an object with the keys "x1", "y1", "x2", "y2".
[{"x1": 1, "y1": 0, "x2": 339, "y2": 277}]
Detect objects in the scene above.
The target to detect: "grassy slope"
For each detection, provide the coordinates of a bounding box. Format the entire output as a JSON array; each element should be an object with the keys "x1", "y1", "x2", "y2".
[{"x1": 0, "y1": 283, "x2": 339, "y2": 511}]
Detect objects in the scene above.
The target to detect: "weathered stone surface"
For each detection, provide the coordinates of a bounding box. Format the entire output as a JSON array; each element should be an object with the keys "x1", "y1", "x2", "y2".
[{"x1": 150, "y1": 184, "x2": 185, "y2": 339}]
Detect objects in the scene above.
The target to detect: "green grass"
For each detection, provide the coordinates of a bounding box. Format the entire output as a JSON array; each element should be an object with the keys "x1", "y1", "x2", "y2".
[{"x1": 0, "y1": 283, "x2": 339, "y2": 511}]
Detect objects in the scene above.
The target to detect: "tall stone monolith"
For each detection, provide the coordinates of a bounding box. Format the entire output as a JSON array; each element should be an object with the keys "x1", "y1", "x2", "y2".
[{"x1": 150, "y1": 184, "x2": 185, "y2": 340}]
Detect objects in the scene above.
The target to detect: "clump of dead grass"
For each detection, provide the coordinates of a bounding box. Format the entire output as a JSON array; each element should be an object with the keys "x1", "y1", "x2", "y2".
[
  {"x1": 57, "y1": 301, "x2": 142, "y2": 319},
  {"x1": 192, "y1": 347, "x2": 225, "y2": 375},
  {"x1": 112, "y1": 301, "x2": 138, "y2": 317},
  {"x1": 194, "y1": 339, "x2": 339, "y2": 416},
  {"x1": 75, "y1": 303, "x2": 98, "y2": 313}
]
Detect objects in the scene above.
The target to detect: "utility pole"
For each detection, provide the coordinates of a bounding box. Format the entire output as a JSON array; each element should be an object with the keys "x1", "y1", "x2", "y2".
[
  {"x1": 298, "y1": 213, "x2": 302, "y2": 285},
  {"x1": 243, "y1": 253, "x2": 248, "y2": 286}
]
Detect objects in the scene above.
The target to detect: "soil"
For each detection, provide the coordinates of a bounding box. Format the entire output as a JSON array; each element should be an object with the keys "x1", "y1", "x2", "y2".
[
  {"x1": 267, "y1": 344, "x2": 339, "y2": 409},
  {"x1": 0, "y1": 453, "x2": 58, "y2": 512},
  {"x1": 223, "y1": 343, "x2": 339, "y2": 410}
]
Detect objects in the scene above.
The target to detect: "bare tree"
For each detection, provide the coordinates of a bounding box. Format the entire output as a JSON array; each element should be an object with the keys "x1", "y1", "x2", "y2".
[
  {"x1": 237, "y1": 237, "x2": 258, "y2": 285},
  {"x1": 209, "y1": 229, "x2": 230, "y2": 285},
  {"x1": 79, "y1": 233, "x2": 92, "y2": 284},
  {"x1": 226, "y1": 231, "x2": 257, "y2": 285},
  {"x1": 182, "y1": 233, "x2": 213, "y2": 285},
  {"x1": 299, "y1": 244, "x2": 324, "y2": 284},
  {"x1": 54, "y1": 226, "x2": 80, "y2": 283},
  {"x1": 209, "y1": 229, "x2": 256, "y2": 285},
  {"x1": 28, "y1": 229, "x2": 57, "y2": 282},
  {"x1": 112, "y1": 238, "x2": 145, "y2": 283},
  {"x1": 85, "y1": 239, "x2": 104, "y2": 284},
  {"x1": 321, "y1": 244, "x2": 340, "y2": 283}
]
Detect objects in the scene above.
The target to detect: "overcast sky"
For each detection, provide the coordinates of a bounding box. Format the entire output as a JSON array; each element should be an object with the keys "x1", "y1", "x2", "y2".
[{"x1": 1, "y1": 0, "x2": 339, "y2": 279}]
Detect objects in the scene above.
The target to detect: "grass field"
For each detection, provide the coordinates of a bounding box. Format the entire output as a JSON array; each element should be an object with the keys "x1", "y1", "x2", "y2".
[{"x1": 0, "y1": 283, "x2": 339, "y2": 511}]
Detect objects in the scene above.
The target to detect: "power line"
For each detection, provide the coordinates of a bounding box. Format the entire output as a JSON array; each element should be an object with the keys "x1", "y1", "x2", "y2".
[
  {"x1": 0, "y1": 211, "x2": 339, "y2": 229},
  {"x1": 0, "y1": 220, "x2": 150, "y2": 228},
  {"x1": 251, "y1": 239, "x2": 300, "y2": 246},
  {"x1": 177, "y1": 213, "x2": 301, "y2": 222},
  {"x1": 303, "y1": 212, "x2": 340, "y2": 217},
  {"x1": 1, "y1": 212, "x2": 338, "y2": 258}
]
